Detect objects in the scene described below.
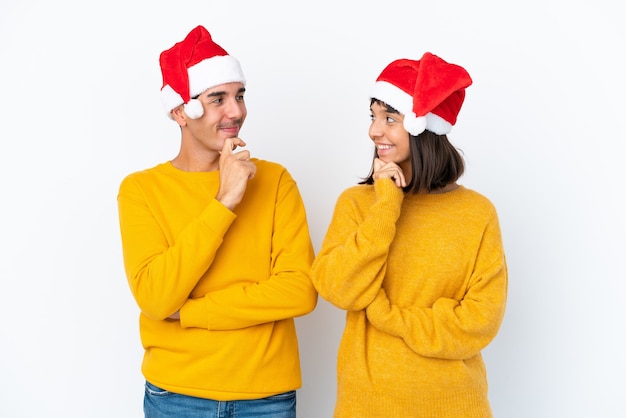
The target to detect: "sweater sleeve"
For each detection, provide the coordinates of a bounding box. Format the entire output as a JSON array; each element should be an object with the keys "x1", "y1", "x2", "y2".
[
  {"x1": 117, "y1": 175, "x2": 235, "y2": 320},
  {"x1": 366, "y1": 215, "x2": 508, "y2": 360},
  {"x1": 179, "y1": 173, "x2": 318, "y2": 330},
  {"x1": 310, "y1": 179, "x2": 404, "y2": 311}
]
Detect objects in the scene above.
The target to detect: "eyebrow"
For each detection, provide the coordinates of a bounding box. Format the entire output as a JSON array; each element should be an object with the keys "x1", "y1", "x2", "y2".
[{"x1": 205, "y1": 87, "x2": 246, "y2": 98}]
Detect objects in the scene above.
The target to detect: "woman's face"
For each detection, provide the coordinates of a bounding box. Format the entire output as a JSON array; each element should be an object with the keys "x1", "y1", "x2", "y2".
[{"x1": 368, "y1": 101, "x2": 411, "y2": 175}]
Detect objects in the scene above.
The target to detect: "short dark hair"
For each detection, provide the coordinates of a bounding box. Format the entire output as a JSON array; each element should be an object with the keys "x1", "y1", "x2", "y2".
[{"x1": 360, "y1": 99, "x2": 465, "y2": 193}]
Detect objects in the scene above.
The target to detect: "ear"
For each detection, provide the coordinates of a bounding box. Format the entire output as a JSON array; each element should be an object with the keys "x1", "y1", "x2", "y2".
[{"x1": 170, "y1": 105, "x2": 187, "y2": 127}]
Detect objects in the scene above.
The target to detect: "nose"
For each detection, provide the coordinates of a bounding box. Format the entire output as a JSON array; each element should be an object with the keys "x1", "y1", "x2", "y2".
[
  {"x1": 369, "y1": 118, "x2": 383, "y2": 139},
  {"x1": 225, "y1": 97, "x2": 245, "y2": 120}
]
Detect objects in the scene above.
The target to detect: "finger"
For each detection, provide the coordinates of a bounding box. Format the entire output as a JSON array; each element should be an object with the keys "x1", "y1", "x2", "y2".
[
  {"x1": 248, "y1": 162, "x2": 257, "y2": 179},
  {"x1": 235, "y1": 150, "x2": 251, "y2": 161},
  {"x1": 396, "y1": 171, "x2": 407, "y2": 187},
  {"x1": 230, "y1": 137, "x2": 247, "y2": 151},
  {"x1": 221, "y1": 137, "x2": 235, "y2": 155}
]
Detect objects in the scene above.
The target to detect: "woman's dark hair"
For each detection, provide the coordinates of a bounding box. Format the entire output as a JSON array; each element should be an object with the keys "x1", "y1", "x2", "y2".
[{"x1": 360, "y1": 99, "x2": 465, "y2": 194}]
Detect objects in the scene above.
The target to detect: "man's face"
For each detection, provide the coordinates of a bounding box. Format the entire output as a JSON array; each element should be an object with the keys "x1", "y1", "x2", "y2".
[{"x1": 185, "y1": 82, "x2": 247, "y2": 152}]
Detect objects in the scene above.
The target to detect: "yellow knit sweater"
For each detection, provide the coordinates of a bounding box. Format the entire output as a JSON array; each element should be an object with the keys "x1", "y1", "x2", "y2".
[
  {"x1": 117, "y1": 160, "x2": 317, "y2": 400},
  {"x1": 311, "y1": 179, "x2": 507, "y2": 417}
]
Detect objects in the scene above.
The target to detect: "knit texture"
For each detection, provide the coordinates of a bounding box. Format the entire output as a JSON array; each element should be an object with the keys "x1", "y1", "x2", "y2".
[
  {"x1": 117, "y1": 160, "x2": 317, "y2": 400},
  {"x1": 311, "y1": 180, "x2": 507, "y2": 417}
]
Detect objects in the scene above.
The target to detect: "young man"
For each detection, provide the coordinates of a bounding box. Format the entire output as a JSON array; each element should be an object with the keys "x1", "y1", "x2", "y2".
[{"x1": 117, "y1": 25, "x2": 317, "y2": 417}]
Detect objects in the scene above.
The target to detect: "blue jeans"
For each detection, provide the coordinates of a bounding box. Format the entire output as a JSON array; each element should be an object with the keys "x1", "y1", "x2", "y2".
[{"x1": 144, "y1": 381, "x2": 296, "y2": 418}]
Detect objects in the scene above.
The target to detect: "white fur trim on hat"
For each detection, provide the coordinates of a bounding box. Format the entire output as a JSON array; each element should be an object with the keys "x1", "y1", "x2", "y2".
[
  {"x1": 187, "y1": 55, "x2": 245, "y2": 98},
  {"x1": 160, "y1": 85, "x2": 183, "y2": 119},
  {"x1": 371, "y1": 81, "x2": 413, "y2": 116},
  {"x1": 425, "y1": 113, "x2": 452, "y2": 135}
]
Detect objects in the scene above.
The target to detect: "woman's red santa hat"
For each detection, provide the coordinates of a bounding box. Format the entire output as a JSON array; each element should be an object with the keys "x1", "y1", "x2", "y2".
[
  {"x1": 159, "y1": 25, "x2": 246, "y2": 119},
  {"x1": 371, "y1": 52, "x2": 472, "y2": 136}
]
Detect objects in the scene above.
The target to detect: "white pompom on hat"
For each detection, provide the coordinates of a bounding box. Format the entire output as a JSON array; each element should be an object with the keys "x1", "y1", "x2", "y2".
[
  {"x1": 159, "y1": 25, "x2": 246, "y2": 119},
  {"x1": 371, "y1": 52, "x2": 472, "y2": 136}
]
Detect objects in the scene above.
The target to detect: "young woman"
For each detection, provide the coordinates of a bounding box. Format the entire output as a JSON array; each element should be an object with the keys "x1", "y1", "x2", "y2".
[{"x1": 311, "y1": 52, "x2": 508, "y2": 417}]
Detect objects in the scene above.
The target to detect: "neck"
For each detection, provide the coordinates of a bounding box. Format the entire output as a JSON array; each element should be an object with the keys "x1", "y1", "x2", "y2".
[
  {"x1": 170, "y1": 151, "x2": 219, "y2": 172},
  {"x1": 429, "y1": 183, "x2": 459, "y2": 194}
]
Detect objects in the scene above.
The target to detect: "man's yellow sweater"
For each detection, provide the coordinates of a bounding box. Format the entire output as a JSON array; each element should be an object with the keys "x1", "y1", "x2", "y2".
[
  {"x1": 311, "y1": 179, "x2": 507, "y2": 417},
  {"x1": 117, "y1": 160, "x2": 317, "y2": 400}
]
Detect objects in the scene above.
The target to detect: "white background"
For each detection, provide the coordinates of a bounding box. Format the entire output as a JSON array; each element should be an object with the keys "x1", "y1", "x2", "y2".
[{"x1": 1, "y1": 1, "x2": 625, "y2": 417}]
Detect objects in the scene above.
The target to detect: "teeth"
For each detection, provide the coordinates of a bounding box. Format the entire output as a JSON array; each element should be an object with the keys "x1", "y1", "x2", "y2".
[{"x1": 377, "y1": 144, "x2": 393, "y2": 150}]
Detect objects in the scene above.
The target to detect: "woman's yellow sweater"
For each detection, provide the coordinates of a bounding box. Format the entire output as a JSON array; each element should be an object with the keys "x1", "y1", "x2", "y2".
[
  {"x1": 117, "y1": 160, "x2": 317, "y2": 400},
  {"x1": 311, "y1": 179, "x2": 507, "y2": 417}
]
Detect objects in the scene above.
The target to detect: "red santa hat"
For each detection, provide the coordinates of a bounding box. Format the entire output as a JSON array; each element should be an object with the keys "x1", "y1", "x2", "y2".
[
  {"x1": 371, "y1": 52, "x2": 472, "y2": 136},
  {"x1": 159, "y1": 25, "x2": 246, "y2": 119}
]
